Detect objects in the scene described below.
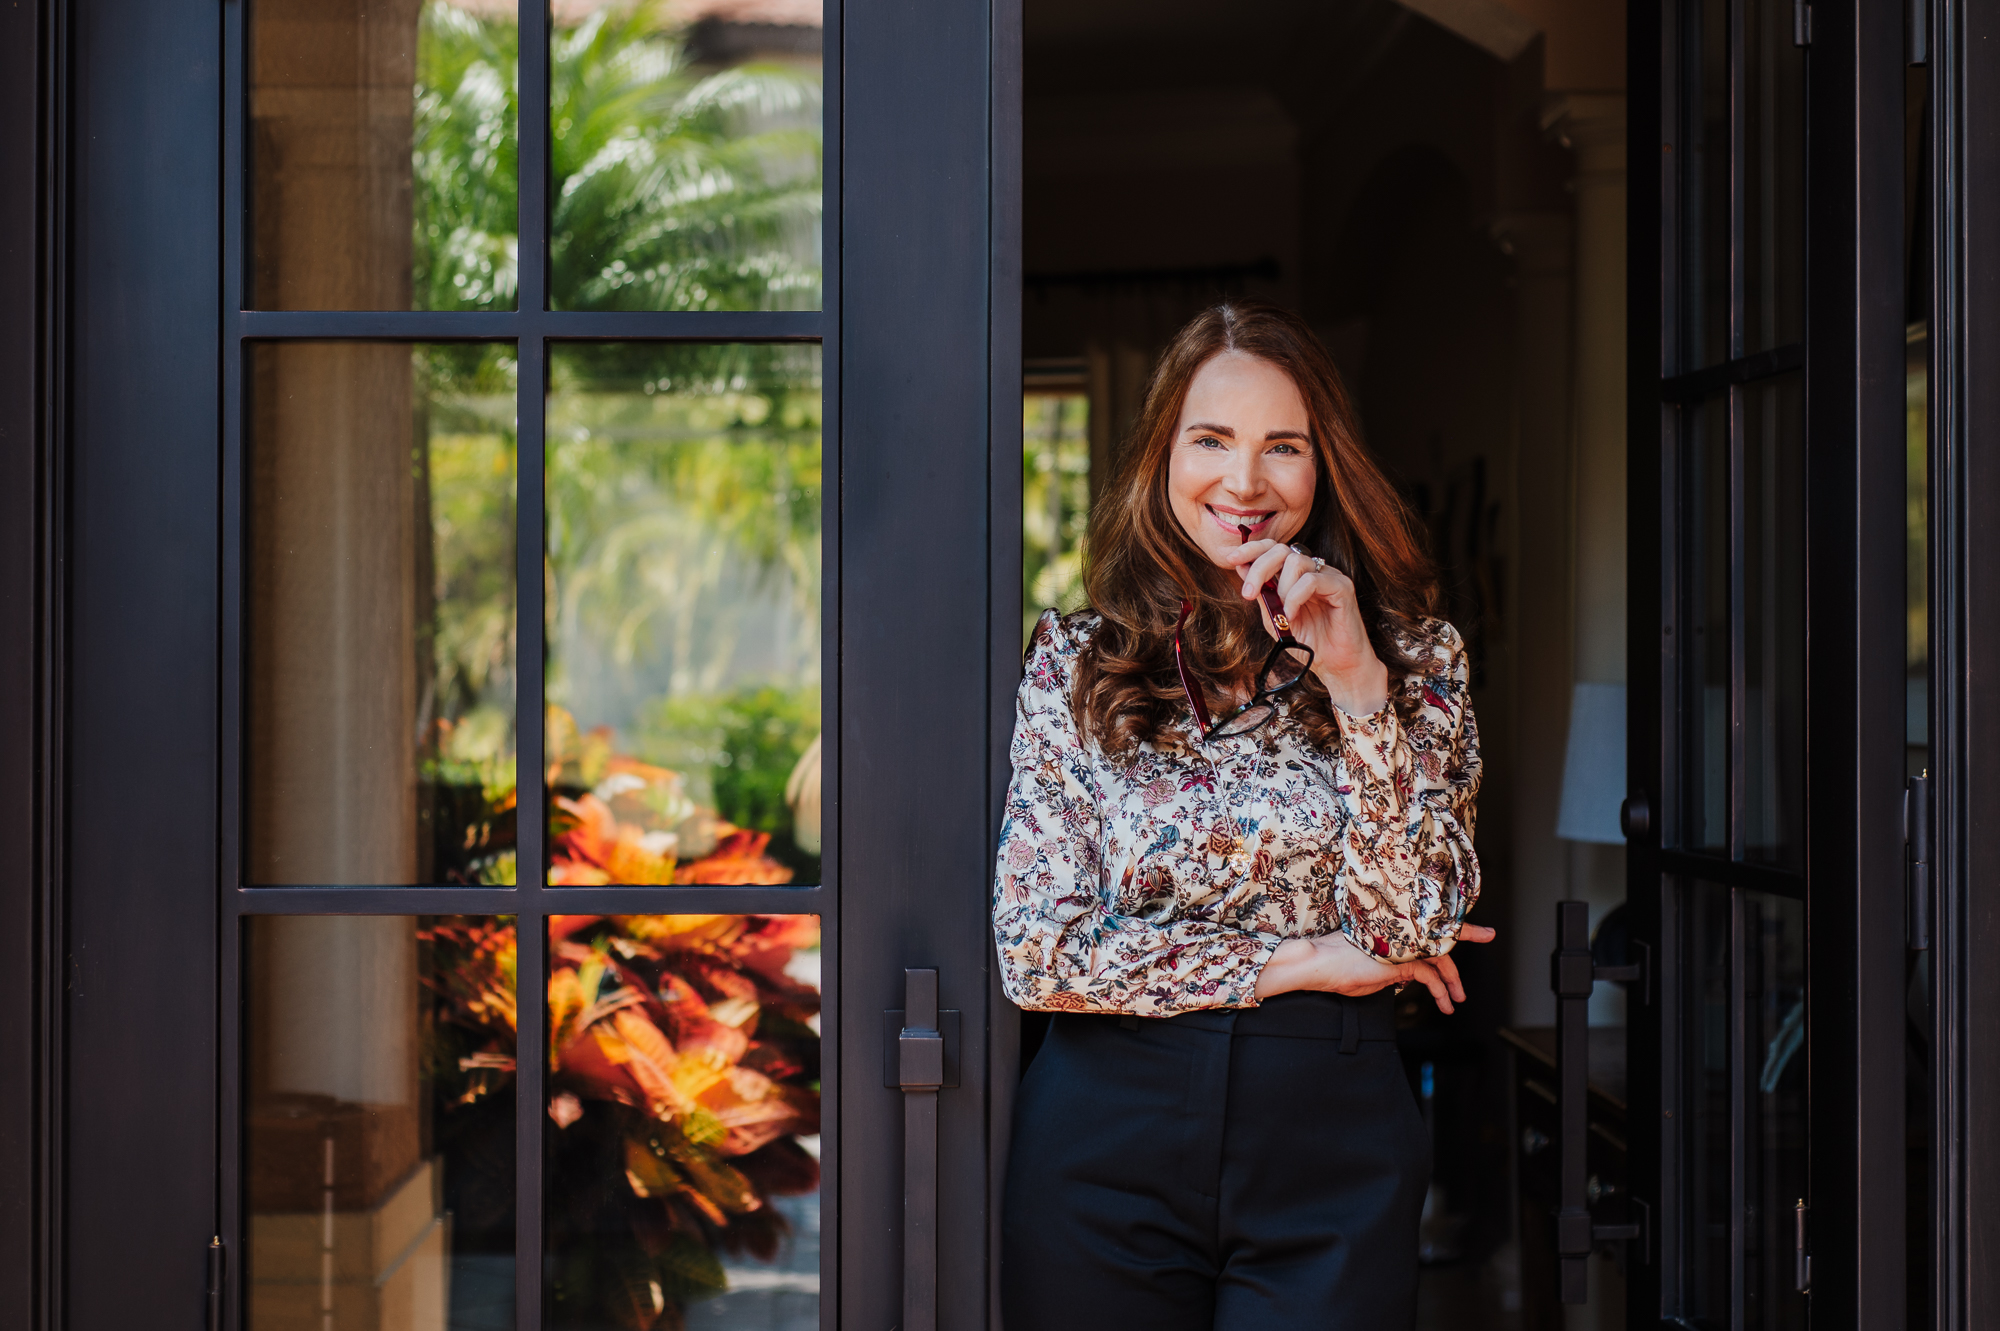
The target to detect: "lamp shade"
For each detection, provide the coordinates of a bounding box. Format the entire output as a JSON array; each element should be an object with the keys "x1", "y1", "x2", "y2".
[{"x1": 1556, "y1": 681, "x2": 1626, "y2": 844}]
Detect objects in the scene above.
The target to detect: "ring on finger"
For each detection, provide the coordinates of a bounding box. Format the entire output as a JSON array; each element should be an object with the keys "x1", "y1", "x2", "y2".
[{"x1": 1287, "y1": 542, "x2": 1327, "y2": 573}]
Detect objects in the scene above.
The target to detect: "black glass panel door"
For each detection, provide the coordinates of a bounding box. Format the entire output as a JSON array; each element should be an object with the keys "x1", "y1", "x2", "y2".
[
  {"x1": 222, "y1": 4, "x2": 852, "y2": 1331},
  {"x1": 1649, "y1": 0, "x2": 1814, "y2": 1320}
]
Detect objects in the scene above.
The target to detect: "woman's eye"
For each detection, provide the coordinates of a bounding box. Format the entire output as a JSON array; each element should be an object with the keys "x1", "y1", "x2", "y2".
[
  {"x1": 1269, "y1": 443, "x2": 1301, "y2": 455},
  {"x1": 1197, "y1": 435, "x2": 1225, "y2": 449}
]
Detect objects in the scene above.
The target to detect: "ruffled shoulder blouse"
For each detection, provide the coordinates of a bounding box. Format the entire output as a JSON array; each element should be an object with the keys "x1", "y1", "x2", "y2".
[{"x1": 991, "y1": 608, "x2": 1482, "y2": 1016}]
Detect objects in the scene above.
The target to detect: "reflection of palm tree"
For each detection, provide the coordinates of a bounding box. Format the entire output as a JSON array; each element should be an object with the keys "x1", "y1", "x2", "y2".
[
  {"x1": 413, "y1": 0, "x2": 823, "y2": 313},
  {"x1": 552, "y1": 2, "x2": 822, "y2": 311},
  {"x1": 415, "y1": 4, "x2": 522, "y2": 311}
]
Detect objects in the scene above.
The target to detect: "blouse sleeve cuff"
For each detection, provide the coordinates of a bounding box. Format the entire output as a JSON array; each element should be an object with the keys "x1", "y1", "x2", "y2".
[
  {"x1": 1332, "y1": 700, "x2": 1410, "y2": 816},
  {"x1": 1228, "y1": 933, "x2": 1286, "y2": 1009}
]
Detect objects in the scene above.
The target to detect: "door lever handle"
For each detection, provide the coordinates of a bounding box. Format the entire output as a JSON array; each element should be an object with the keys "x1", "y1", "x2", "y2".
[
  {"x1": 1550, "y1": 901, "x2": 1648, "y2": 1304},
  {"x1": 896, "y1": 969, "x2": 944, "y2": 1331}
]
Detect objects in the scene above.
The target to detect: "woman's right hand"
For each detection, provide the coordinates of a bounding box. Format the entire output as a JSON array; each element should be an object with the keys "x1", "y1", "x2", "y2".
[{"x1": 1255, "y1": 925, "x2": 1497, "y2": 1014}]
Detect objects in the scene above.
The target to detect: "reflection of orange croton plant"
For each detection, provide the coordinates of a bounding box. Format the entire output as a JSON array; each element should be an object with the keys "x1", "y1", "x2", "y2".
[
  {"x1": 422, "y1": 912, "x2": 823, "y2": 1329},
  {"x1": 546, "y1": 705, "x2": 794, "y2": 886}
]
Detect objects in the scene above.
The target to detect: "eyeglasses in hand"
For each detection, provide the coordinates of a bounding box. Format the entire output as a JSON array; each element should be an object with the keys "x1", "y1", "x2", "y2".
[{"x1": 1173, "y1": 526, "x2": 1315, "y2": 741}]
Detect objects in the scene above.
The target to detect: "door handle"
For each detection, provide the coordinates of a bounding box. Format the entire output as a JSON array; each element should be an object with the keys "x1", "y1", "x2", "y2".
[
  {"x1": 1550, "y1": 900, "x2": 1650, "y2": 1303},
  {"x1": 897, "y1": 969, "x2": 945, "y2": 1331}
]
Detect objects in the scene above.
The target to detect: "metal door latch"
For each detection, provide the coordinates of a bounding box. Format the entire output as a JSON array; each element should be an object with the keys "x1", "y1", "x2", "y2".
[
  {"x1": 1551, "y1": 901, "x2": 1651, "y2": 1304},
  {"x1": 1796, "y1": 1199, "x2": 1812, "y2": 1292},
  {"x1": 1907, "y1": 773, "x2": 1932, "y2": 951},
  {"x1": 896, "y1": 969, "x2": 944, "y2": 1331}
]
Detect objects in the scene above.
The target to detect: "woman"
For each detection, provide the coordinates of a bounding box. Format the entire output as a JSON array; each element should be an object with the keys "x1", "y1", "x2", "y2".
[{"x1": 994, "y1": 302, "x2": 1495, "y2": 1330}]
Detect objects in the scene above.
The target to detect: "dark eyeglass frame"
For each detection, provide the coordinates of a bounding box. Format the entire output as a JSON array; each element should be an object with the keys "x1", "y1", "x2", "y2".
[{"x1": 1173, "y1": 583, "x2": 1315, "y2": 742}]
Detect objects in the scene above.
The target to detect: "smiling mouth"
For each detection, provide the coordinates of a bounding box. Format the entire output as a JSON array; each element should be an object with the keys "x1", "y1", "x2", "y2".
[{"x1": 1206, "y1": 505, "x2": 1275, "y2": 534}]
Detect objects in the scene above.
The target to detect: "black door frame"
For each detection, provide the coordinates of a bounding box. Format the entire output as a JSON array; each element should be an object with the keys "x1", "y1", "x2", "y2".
[
  {"x1": 1797, "y1": 0, "x2": 1910, "y2": 1321},
  {"x1": 8, "y1": 0, "x2": 1018, "y2": 1327},
  {"x1": 0, "y1": 0, "x2": 57, "y2": 1327},
  {"x1": 1928, "y1": 0, "x2": 2000, "y2": 1320},
  {"x1": 1628, "y1": 0, "x2": 1912, "y2": 1323}
]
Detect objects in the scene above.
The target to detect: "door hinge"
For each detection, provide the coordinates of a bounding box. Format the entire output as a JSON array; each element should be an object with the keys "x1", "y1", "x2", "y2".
[
  {"x1": 1793, "y1": 0, "x2": 1813, "y2": 45},
  {"x1": 1906, "y1": 772, "x2": 1931, "y2": 951},
  {"x1": 1795, "y1": 1200, "x2": 1812, "y2": 1292},
  {"x1": 207, "y1": 1236, "x2": 224, "y2": 1331}
]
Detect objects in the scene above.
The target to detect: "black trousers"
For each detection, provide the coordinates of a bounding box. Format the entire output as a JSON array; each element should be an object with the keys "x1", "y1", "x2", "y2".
[{"x1": 1002, "y1": 990, "x2": 1428, "y2": 1331}]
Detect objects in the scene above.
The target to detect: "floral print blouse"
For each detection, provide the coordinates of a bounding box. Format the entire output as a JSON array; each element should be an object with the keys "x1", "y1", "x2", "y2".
[{"x1": 992, "y1": 609, "x2": 1483, "y2": 1016}]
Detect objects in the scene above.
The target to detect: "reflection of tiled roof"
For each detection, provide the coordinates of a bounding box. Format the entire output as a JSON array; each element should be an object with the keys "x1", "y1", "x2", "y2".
[
  {"x1": 667, "y1": 0, "x2": 823, "y2": 23},
  {"x1": 444, "y1": 0, "x2": 822, "y2": 25},
  {"x1": 440, "y1": 0, "x2": 820, "y2": 23}
]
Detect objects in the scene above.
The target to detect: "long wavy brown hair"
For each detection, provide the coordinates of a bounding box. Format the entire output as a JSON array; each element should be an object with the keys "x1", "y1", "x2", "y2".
[{"x1": 1070, "y1": 302, "x2": 1440, "y2": 755}]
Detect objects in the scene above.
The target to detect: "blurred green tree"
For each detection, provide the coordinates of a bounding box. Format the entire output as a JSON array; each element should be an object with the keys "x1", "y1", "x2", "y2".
[{"x1": 412, "y1": 0, "x2": 823, "y2": 314}]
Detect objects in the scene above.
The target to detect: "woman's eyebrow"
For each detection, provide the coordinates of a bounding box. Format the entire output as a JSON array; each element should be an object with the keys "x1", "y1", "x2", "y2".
[
  {"x1": 1264, "y1": 428, "x2": 1310, "y2": 442},
  {"x1": 1182, "y1": 421, "x2": 1236, "y2": 437}
]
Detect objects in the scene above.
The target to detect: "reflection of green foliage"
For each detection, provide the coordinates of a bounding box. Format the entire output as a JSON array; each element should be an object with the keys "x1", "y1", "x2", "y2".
[
  {"x1": 553, "y1": 3, "x2": 822, "y2": 311},
  {"x1": 414, "y1": 4, "x2": 520, "y2": 311},
  {"x1": 412, "y1": 0, "x2": 823, "y2": 314},
  {"x1": 410, "y1": 349, "x2": 520, "y2": 885},
  {"x1": 1022, "y1": 393, "x2": 1092, "y2": 644},
  {"x1": 547, "y1": 345, "x2": 821, "y2": 708},
  {"x1": 641, "y1": 684, "x2": 818, "y2": 839},
  {"x1": 414, "y1": 347, "x2": 519, "y2": 799}
]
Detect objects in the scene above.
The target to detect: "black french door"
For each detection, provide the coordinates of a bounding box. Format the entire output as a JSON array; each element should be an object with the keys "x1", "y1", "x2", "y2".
[
  {"x1": 50, "y1": 3, "x2": 1014, "y2": 1331},
  {"x1": 1625, "y1": 0, "x2": 1910, "y2": 1321}
]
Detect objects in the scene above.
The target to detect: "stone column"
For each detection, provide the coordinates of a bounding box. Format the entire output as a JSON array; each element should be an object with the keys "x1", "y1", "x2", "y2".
[
  {"x1": 1548, "y1": 93, "x2": 1628, "y2": 689},
  {"x1": 244, "y1": 10, "x2": 441, "y2": 1326},
  {"x1": 1493, "y1": 211, "x2": 1574, "y2": 1028},
  {"x1": 1546, "y1": 93, "x2": 1629, "y2": 1026},
  {"x1": 246, "y1": 0, "x2": 425, "y2": 886}
]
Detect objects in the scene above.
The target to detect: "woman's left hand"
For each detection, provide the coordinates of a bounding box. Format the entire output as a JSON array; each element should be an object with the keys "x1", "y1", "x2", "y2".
[{"x1": 1226, "y1": 538, "x2": 1390, "y2": 715}]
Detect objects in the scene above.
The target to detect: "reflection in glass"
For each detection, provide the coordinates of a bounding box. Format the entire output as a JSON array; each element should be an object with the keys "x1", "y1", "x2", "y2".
[
  {"x1": 1679, "y1": 883, "x2": 1807, "y2": 1329},
  {"x1": 1022, "y1": 391, "x2": 1091, "y2": 646},
  {"x1": 247, "y1": 916, "x2": 518, "y2": 1331},
  {"x1": 544, "y1": 915, "x2": 822, "y2": 1331},
  {"x1": 1742, "y1": 0, "x2": 1806, "y2": 355},
  {"x1": 1689, "y1": 0, "x2": 1731, "y2": 367},
  {"x1": 1908, "y1": 329, "x2": 1930, "y2": 774},
  {"x1": 550, "y1": 2, "x2": 824, "y2": 312},
  {"x1": 1683, "y1": 392, "x2": 1730, "y2": 854},
  {"x1": 1685, "y1": 880, "x2": 1731, "y2": 1321},
  {"x1": 248, "y1": 344, "x2": 517, "y2": 885},
  {"x1": 546, "y1": 344, "x2": 821, "y2": 886},
  {"x1": 250, "y1": 0, "x2": 519, "y2": 311},
  {"x1": 1742, "y1": 376, "x2": 1805, "y2": 867}
]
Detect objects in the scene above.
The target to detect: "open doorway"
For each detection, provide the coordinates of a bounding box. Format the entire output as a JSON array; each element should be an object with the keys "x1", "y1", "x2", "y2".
[{"x1": 1020, "y1": 1, "x2": 1630, "y2": 1325}]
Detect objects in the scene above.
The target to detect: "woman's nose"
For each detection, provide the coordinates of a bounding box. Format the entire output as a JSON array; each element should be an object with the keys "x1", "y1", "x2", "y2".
[{"x1": 1221, "y1": 449, "x2": 1266, "y2": 499}]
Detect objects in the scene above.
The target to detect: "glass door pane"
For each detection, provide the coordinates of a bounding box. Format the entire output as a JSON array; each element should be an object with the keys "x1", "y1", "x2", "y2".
[
  {"x1": 247, "y1": 343, "x2": 519, "y2": 885},
  {"x1": 549, "y1": 3, "x2": 825, "y2": 312},
  {"x1": 544, "y1": 343, "x2": 823, "y2": 887},
  {"x1": 1020, "y1": 389, "x2": 1089, "y2": 647},
  {"x1": 1682, "y1": 391, "x2": 1732, "y2": 854},
  {"x1": 250, "y1": 0, "x2": 520, "y2": 311},
  {"x1": 1741, "y1": 0, "x2": 1806, "y2": 355},
  {"x1": 1678, "y1": 881, "x2": 1808, "y2": 1329},
  {"x1": 542, "y1": 914, "x2": 822, "y2": 1331},
  {"x1": 246, "y1": 915, "x2": 519, "y2": 1331},
  {"x1": 1741, "y1": 374, "x2": 1805, "y2": 868}
]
